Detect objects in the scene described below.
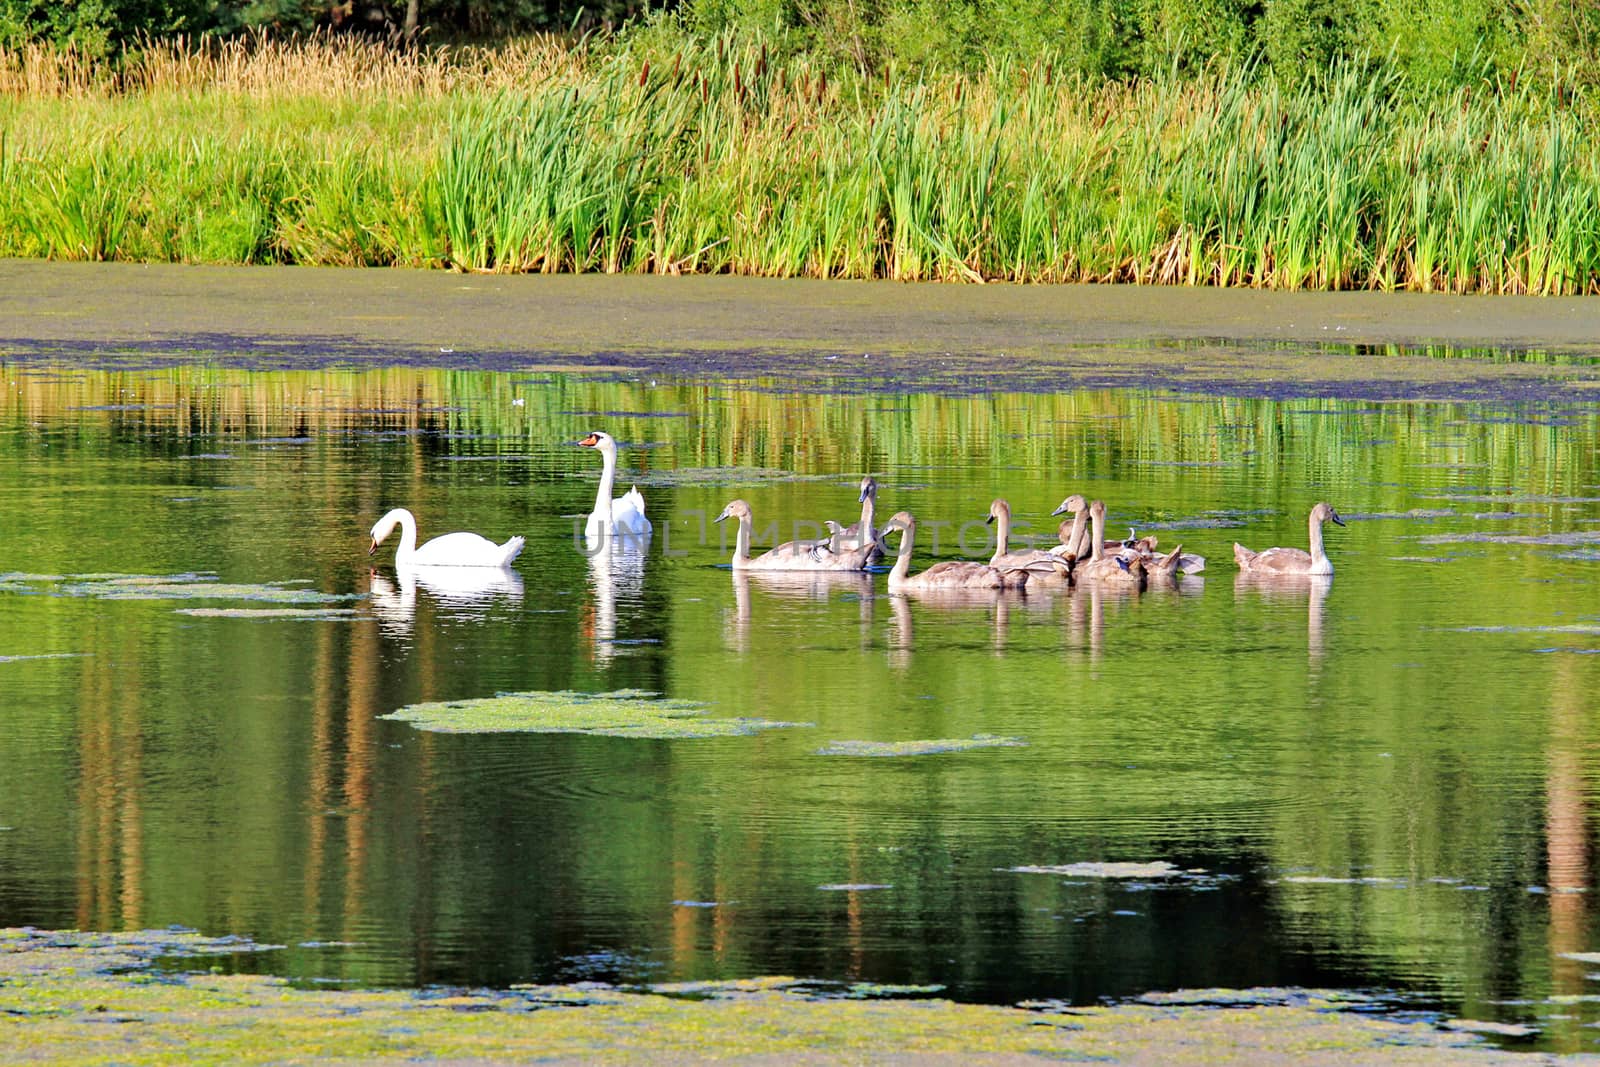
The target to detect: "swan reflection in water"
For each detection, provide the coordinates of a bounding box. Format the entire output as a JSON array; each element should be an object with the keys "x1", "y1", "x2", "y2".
[
  {"x1": 725, "y1": 569, "x2": 875, "y2": 654},
  {"x1": 587, "y1": 538, "x2": 649, "y2": 664},
  {"x1": 369, "y1": 564, "x2": 525, "y2": 638},
  {"x1": 1234, "y1": 571, "x2": 1332, "y2": 664},
  {"x1": 887, "y1": 588, "x2": 1022, "y2": 667}
]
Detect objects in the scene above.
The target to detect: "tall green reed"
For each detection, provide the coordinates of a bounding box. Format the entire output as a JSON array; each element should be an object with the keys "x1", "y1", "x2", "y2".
[{"x1": 4, "y1": 35, "x2": 1600, "y2": 292}]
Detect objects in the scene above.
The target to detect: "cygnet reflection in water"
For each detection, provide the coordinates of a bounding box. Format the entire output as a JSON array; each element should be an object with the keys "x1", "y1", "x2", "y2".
[
  {"x1": 1234, "y1": 571, "x2": 1333, "y2": 664},
  {"x1": 886, "y1": 586, "x2": 1021, "y2": 666},
  {"x1": 726, "y1": 569, "x2": 875, "y2": 654}
]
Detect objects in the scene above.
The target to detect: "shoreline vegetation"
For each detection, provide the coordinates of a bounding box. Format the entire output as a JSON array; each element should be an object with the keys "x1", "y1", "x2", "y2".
[
  {"x1": 3, "y1": 27, "x2": 1600, "y2": 293},
  {"x1": 0, "y1": 927, "x2": 1567, "y2": 1063}
]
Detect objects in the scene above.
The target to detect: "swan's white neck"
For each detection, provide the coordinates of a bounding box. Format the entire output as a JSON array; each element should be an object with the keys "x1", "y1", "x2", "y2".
[
  {"x1": 1089, "y1": 507, "x2": 1106, "y2": 562},
  {"x1": 890, "y1": 521, "x2": 915, "y2": 582},
  {"x1": 859, "y1": 492, "x2": 876, "y2": 545},
  {"x1": 731, "y1": 512, "x2": 752, "y2": 566},
  {"x1": 989, "y1": 505, "x2": 1011, "y2": 566},
  {"x1": 593, "y1": 440, "x2": 618, "y2": 518},
  {"x1": 379, "y1": 508, "x2": 418, "y2": 564}
]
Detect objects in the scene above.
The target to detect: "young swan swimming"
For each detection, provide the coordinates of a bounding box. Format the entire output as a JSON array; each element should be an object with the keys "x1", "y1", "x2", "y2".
[
  {"x1": 1234, "y1": 502, "x2": 1346, "y2": 575},
  {"x1": 368, "y1": 508, "x2": 525, "y2": 568},
  {"x1": 880, "y1": 511, "x2": 1029, "y2": 590},
  {"x1": 714, "y1": 499, "x2": 873, "y2": 571},
  {"x1": 1048, "y1": 494, "x2": 1090, "y2": 561},
  {"x1": 824, "y1": 475, "x2": 885, "y2": 564},
  {"x1": 985, "y1": 499, "x2": 1070, "y2": 580},
  {"x1": 1073, "y1": 501, "x2": 1146, "y2": 586}
]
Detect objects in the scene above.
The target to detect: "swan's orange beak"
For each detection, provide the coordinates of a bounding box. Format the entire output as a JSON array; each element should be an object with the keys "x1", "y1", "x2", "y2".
[
  {"x1": 367, "y1": 537, "x2": 379, "y2": 556},
  {"x1": 579, "y1": 433, "x2": 600, "y2": 447}
]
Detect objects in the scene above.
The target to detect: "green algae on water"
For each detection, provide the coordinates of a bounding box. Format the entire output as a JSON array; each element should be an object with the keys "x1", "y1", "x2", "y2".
[
  {"x1": 175, "y1": 608, "x2": 364, "y2": 619},
  {"x1": 379, "y1": 689, "x2": 806, "y2": 739},
  {"x1": 0, "y1": 925, "x2": 1547, "y2": 1065},
  {"x1": 815, "y1": 735, "x2": 1025, "y2": 757},
  {"x1": 1005, "y1": 861, "x2": 1190, "y2": 879},
  {"x1": 0, "y1": 572, "x2": 359, "y2": 604}
]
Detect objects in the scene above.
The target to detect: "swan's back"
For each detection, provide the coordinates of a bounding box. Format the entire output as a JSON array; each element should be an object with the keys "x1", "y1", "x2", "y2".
[
  {"x1": 588, "y1": 488, "x2": 651, "y2": 539},
  {"x1": 1076, "y1": 553, "x2": 1144, "y2": 584},
  {"x1": 896, "y1": 561, "x2": 1025, "y2": 590},
  {"x1": 1236, "y1": 546, "x2": 1317, "y2": 574},
  {"x1": 414, "y1": 530, "x2": 525, "y2": 568},
  {"x1": 1144, "y1": 544, "x2": 1184, "y2": 576},
  {"x1": 747, "y1": 536, "x2": 871, "y2": 572}
]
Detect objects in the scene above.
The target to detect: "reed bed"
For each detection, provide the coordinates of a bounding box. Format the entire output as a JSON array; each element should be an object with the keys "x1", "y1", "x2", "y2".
[{"x1": 3, "y1": 34, "x2": 1599, "y2": 292}]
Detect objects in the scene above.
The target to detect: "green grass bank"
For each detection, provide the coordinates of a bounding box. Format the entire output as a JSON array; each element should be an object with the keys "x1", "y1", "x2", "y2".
[{"x1": 3, "y1": 34, "x2": 1600, "y2": 292}]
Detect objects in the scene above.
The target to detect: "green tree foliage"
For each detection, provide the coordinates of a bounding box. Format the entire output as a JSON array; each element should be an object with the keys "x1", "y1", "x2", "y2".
[
  {"x1": 0, "y1": 0, "x2": 212, "y2": 54},
  {"x1": 677, "y1": 0, "x2": 1597, "y2": 90},
  {"x1": 0, "y1": 0, "x2": 663, "y2": 55}
]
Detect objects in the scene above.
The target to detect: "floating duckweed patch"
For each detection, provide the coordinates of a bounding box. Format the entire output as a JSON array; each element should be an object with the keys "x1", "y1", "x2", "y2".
[
  {"x1": 175, "y1": 608, "x2": 364, "y2": 620},
  {"x1": 379, "y1": 689, "x2": 805, "y2": 739},
  {"x1": 1004, "y1": 861, "x2": 1189, "y2": 879},
  {"x1": 1449, "y1": 625, "x2": 1600, "y2": 635},
  {"x1": 1346, "y1": 509, "x2": 1457, "y2": 520},
  {"x1": 815, "y1": 735, "x2": 1026, "y2": 757},
  {"x1": 654, "y1": 978, "x2": 945, "y2": 1001},
  {"x1": 1442, "y1": 1018, "x2": 1539, "y2": 1038},
  {"x1": 0, "y1": 572, "x2": 358, "y2": 604},
  {"x1": 1418, "y1": 531, "x2": 1600, "y2": 546},
  {"x1": 817, "y1": 883, "x2": 892, "y2": 891},
  {"x1": 0, "y1": 926, "x2": 1564, "y2": 1064},
  {"x1": 1279, "y1": 874, "x2": 1409, "y2": 886}
]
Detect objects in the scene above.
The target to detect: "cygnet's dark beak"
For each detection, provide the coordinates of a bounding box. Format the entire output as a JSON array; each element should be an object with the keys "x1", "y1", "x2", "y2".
[
  {"x1": 985, "y1": 514, "x2": 996, "y2": 526},
  {"x1": 1332, "y1": 513, "x2": 1347, "y2": 527}
]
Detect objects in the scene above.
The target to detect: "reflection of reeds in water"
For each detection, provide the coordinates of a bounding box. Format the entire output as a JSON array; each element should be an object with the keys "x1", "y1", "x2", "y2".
[
  {"x1": 4, "y1": 35, "x2": 1600, "y2": 292},
  {"x1": 7, "y1": 365, "x2": 1593, "y2": 502}
]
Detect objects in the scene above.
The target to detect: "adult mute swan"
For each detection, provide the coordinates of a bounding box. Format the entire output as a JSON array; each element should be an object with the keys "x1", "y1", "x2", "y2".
[
  {"x1": 1234, "y1": 502, "x2": 1346, "y2": 575},
  {"x1": 368, "y1": 508, "x2": 525, "y2": 568},
  {"x1": 580, "y1": 431, "x2": 651, "y2": 541}
]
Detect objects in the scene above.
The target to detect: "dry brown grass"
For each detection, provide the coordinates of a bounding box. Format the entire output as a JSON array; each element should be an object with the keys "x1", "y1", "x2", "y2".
[{"x1": 0, "y1": 32, "x2": 587, "y2": 99}]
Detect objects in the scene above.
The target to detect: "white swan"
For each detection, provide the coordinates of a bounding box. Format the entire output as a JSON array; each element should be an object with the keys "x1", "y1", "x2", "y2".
[
  {"x1": 368, "y1": 508, "x2": 525, "y2": 568},
  {"x1": 581, "y1": 431, "x2": 651, "y2": 542}
]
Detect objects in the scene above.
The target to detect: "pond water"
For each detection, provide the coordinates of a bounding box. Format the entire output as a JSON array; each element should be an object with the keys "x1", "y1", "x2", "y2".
[{"x1": 1, "y1": 352, "x2": 1598, "y2": 1048}]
